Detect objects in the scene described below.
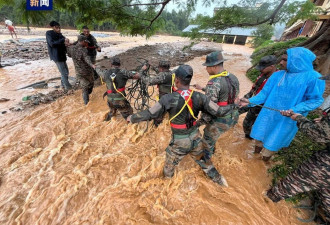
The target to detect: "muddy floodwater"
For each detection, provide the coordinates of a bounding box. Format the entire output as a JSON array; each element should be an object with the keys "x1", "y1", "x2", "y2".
[{"x1": 0, "y1": 33, "x2": 312, "y2": 224}]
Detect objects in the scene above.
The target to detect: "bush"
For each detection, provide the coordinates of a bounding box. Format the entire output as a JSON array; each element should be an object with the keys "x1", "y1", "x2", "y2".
[
  {"x1": 251, "y1": 37, "x2": 308, "y2": 66},
  {"x1": 246, "y1": 68, "x2": 260, "y2": 83}
]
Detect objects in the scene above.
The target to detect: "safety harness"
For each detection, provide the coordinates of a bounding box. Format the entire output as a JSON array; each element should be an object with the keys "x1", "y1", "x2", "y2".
[
  {"x1": 209, "y1": 71, "x2": 236, "y2": 106},
  {"x1": 107, "y1": 73, "x2": 127, "y2": 99},
  {"x1": 169, "y1": 89, "x2": 197, "y2": 129}
]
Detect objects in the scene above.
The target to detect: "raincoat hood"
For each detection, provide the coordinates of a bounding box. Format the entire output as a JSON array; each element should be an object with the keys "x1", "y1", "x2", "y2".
[{"x1": 287, "y1": 47, "x2": 316, "y2": 73}]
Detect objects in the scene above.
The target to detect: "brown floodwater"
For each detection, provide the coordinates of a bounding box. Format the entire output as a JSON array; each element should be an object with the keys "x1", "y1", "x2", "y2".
[{"x1": 0, "y1": 40, "x2": 312, "y2": 224}]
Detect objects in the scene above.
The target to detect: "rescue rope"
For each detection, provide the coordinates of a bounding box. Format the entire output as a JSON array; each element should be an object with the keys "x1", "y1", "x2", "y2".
[{"x1": 169, "y1": 90, "x2": 197, "y2": 123}]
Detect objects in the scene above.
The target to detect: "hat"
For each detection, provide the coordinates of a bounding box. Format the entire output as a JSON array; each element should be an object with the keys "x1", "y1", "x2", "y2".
[
  {"x1": 49, "y1": 21, "x2": 60, "y2": 27},
  {"x1": 77, "y1": 35, "x2": 90, "y2": 43},
  {"x1": 319, "y1": 74, "x2": 330, "y2": 80},
  {"x1": 159, "y1": 60, "x2": 170, "y2": 68},
  {"x1": 202, "y1": 51, "x2": 226, "y2": 67},
  {"x1": 111, "y1": 57, "x2": 120, "y2": 65},
  {"x1": 255, "y1": 55, "x2": 277, "y2": 71},
  {"x1": 175, "y1": 65, "x2": 193, "y2": 80}
]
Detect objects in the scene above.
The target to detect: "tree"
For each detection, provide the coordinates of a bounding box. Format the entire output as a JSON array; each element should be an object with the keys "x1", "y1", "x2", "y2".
[{"x1": 251, "y1": 24, "x2": 274, "y2": 48}]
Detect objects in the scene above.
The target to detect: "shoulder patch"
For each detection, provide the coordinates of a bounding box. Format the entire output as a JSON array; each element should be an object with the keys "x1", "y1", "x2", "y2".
[{"x1": 207, "y1": 81, "x2": 214, "y2": 85}]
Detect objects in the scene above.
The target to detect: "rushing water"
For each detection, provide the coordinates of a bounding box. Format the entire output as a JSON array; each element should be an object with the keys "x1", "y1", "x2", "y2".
[{"x1": 0, "y1": 44, "x2": 311, "y2": 224}]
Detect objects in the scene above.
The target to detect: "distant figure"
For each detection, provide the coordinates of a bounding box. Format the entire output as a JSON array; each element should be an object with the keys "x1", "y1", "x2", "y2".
[
  {"x1": 4, "y1": 18, "x2": 17, "y2": 39},
  {"x1": 46, "y1": 21, "x2": 72, "y2": 91},
  {"x1": 80, "y1": 26, "x2": 101, "y2": 64},
  {"x1": 67, "y1": 35, "x2": 95, "y2": 105},
  {"x1": 239, "y1": 47, "x2": 325, "y2": 161}
]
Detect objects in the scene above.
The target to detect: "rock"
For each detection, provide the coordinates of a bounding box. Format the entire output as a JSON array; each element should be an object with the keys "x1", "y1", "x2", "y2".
[
  {"x1": 0, "y1": 98, "x2": 10, "y2": 102},
  {"x1": 32, "y1": 100, "x2": 40, "y2": 105},
  {"x1": 1, "y1": 111, "x2": 7, "y2": 114}
]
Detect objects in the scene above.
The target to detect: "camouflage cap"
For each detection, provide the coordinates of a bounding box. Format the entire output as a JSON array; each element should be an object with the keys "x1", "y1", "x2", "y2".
[
  {"x1": 158, "y1": 60, "x2": 170, "y2": 68},
  {"x1": 77, "y1": 35, "x2": 90, "y2": 43},
  {"x1": 202, "y1": 51, "x2": 226, "y2": 67},
  {"x1": 111, "y1": 57, "x2": 120, "y2": 65},
  {"x1": 319, "y1": 74, "x2": 330, "y2": 80},
  {"x1": 256, "y1": 55, "x2": 277, "y2": 71},
  {"x1": 175, "y1": 64, "x2": 193, "y2": 80}
]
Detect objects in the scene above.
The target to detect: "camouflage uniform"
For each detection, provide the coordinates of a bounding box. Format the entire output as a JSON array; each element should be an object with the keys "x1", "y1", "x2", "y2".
[
  {"x1": 201, "y1": 72, "x2": 240, "y2": 158},
  {"x1": 142, "y1": 67, "x2": 173, "y2": 126},
  {"x1": 96, "y1": 66, "x2": 136, "y2": 120},
  {"x1": 67, "y1": 42, "x2": 94, "y2": 104},
  {"x1": 267, "y1": 95, "x2": 330, "y2": 222},
  {"x1": 130, "y1": 65, "x2": 237, "y2": 186}
]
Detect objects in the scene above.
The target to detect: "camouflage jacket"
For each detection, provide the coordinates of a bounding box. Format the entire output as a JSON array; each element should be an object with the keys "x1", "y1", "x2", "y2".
[
  {"x1": 244, "y1": 73, "x2": 268, "y2": 99},
  {"x1": 201, "y1": 72, "x2": 239, "y2": 122},
  {"x1": 142, "y1": 71, "x2": 173, "y2": 98},
  {"x1": 130, "y1": 89, "x2": 236, "y2": 135},
  {"x1": 67, "y1": 44, "x2": 94, "y2": 77},
  {"x1": 96, "y1": 67, "x2": 136, "y2": 100},
  {"x1": 296, "y1": 111, "x2": 330, "y2": 144}
]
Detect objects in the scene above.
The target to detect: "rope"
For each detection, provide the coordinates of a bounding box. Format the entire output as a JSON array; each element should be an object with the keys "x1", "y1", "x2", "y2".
[{"x1": 169, "y1": 90, "x2": 196, "y2": 123}]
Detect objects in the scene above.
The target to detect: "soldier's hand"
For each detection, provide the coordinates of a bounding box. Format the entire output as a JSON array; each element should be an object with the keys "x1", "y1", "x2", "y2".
[
  {"x1": 97, "y1": 47, "x2": 101, "y2": 52},
  {"x1": 280, "y1": 109, "x2": 294, "y2": 117},
  {"x1": 126, "y1": 115, "x2": 132, "y2": 123},
  {"x1": 314, "y1": 117, "x2": 322, "y2": 123},
  {"x1": 290, "y1": 113, "x2": 301, "y2": 120},
  {"x1": 239, "y1": 98, "x2": 249, "y2": 107},
  {"x1": 92, "y1": 65, "x2": 96, "y2": 69}
]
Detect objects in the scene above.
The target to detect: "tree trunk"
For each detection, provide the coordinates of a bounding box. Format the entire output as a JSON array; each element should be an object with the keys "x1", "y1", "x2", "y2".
[{"x1": 298, "y1": 20, "x2": 330, "y2": 76}]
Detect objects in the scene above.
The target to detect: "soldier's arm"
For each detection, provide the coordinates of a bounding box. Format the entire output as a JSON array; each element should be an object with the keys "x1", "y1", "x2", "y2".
[
  {"x1": 200, "y1": 93, "x2": 236, "y2": 117},
  {"x1": 123, "y1": 70, "x2": 140, "y2": 80},
  {"x1": 82, "y1": 49, "x2": 94, "y2": 68},
  {"x1": 95, "y1": 67, "x2": 106, "y2": 80},
  {"x1": 205, "y1": 81, "x2": 220, "y2": 103},
  {"x1": 130, "y1": 94, "x2": 172, "y2": 123},
  {"x1": 91, "y1": 35, "x2": 99, "y2": 48},
  {"x1": 142, "y1": 72, "x2": 166, "y2": 85},
  {"x1": 295, "y1": 115, "x2": 330, "y2": 143}
]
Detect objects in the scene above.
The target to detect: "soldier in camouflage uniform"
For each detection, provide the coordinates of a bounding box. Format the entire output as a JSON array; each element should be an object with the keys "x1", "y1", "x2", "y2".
[
  {"x1": 67, "y1": 35, "x2": 95, "y2": 105},
  {"x1": 141, "y1": 60, "x2": 173, "y2": 126},
  {"x1": 239, "y1": 55, "x2": 277, "y2": 139},
  {"x1": 195, "y1": 51, "x2": 240, "y2": 159},
  {"x1": 127, "y1": 65, "x2": 238, "y2": 186},
  {"x1": 267, "y1": 75, "x2": 330, "y2": 223},
  {"x1": 96, "y1": 57, "x2": 140, "y2": 121}
]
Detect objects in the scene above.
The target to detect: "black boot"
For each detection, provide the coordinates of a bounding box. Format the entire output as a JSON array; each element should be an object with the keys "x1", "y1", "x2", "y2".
[
  {"x1": 254, "y1": 146, "x2": 263, "y2": 154},
  {"x1": 82, "y1": 92, "x2": 89, "y2": 105}
]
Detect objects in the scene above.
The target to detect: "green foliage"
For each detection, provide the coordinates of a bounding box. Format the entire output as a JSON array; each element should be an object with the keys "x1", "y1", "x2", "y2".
[
  {"x1": 250, "y1": 24, "x2": 274, "y2": 48},
  {"x1": 246, "y1": 68, "x2": 260, "y2": 83},
  {"x1": 250, "y1": 37, "x2": 307, "y2": 66}
]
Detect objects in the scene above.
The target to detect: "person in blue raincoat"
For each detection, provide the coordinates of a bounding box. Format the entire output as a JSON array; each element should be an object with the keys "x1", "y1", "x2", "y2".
[{"x1": 240, "y1": 47, "x2": 325, "y2": 161}]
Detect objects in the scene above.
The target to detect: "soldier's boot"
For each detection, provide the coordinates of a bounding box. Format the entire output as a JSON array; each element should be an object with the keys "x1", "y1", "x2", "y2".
[
  {"x1": 82, "y1": 91, "x2": 89, "y2": 105},
  {"x1": 254, "y1": 146, "x2": 263, "y2": 154},
  {"x1": 202, "y1": 165, "x2": 228, "y2": 187},
  {"x1": 245, "y1": 134, "x2": 253, "y2": 140}
]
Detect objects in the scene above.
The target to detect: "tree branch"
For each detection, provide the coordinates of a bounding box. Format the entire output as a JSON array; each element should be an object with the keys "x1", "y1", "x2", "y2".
[
  {"x1": 120, "y1": 0, "x2": 171, "y2": 8},
  {"x1": 147, "y1": 0, "x2": 171, "y2": 29},
  {"x1": 217, "y1": 0, "x2": 287, "y2": 28}
]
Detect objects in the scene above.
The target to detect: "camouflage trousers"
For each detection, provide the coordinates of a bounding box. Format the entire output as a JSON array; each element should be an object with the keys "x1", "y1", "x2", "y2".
[
  {"x1": 267, "y1": 149, "x2": 330, "y2": 222},
  {"x1": 164, "y1": 129, "x2": 227, "y2": 186},
  {"x1": 106, "y1": 98, "x2": 133, "y2": 120},
  {"x1": 242, "y1": 106, "x2": 262, "y2": 136},
  {"x1": 202, "y1": 110, "x2": 239, "y2": 158},
  {"x1": 77, "y1": 74, "x2": 94, "y2": 105}
]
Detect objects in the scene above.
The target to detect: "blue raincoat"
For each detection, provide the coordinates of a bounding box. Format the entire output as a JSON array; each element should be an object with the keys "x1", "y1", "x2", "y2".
[{"x1": 249, "y1": 47, "x2": 325, "y2": 151}]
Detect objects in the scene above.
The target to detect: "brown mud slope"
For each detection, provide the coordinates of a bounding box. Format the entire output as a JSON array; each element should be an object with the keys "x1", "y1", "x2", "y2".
[{"x1": 0, "y1": 44, "x2": 311, "y2": 224}]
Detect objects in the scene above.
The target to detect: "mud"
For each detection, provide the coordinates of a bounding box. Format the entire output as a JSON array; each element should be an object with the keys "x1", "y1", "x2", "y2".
[{"x1": 0, "y1": 35, "x2": 313, "y2": 224}]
